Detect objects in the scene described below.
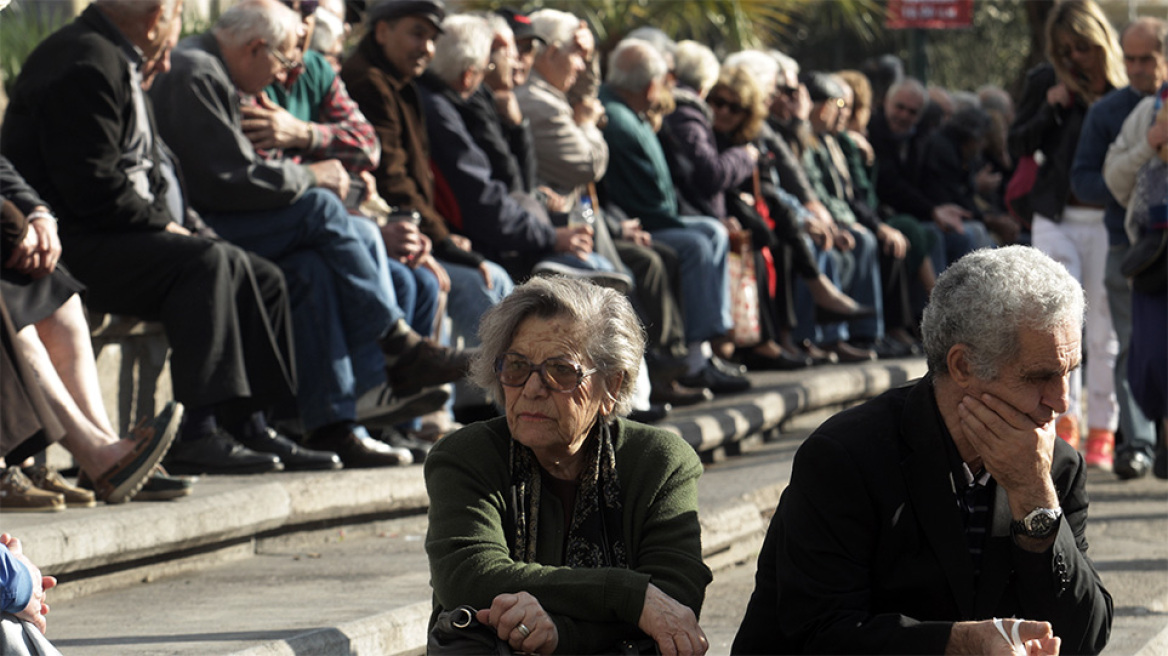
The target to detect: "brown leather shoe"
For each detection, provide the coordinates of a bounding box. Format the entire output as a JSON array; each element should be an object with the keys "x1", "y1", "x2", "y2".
[
  {"x1": 650, "y1": 380, "x2": 714, "y2": 407},
  {"x1": 387, "y1": 338, "x2": 474, "y2": 397},
  {"x1": 823, "y1": 340, "x2": 877, "y2": 363}
]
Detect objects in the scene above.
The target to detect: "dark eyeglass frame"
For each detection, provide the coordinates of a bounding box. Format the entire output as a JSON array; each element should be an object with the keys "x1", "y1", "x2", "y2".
[
  {"x1": 495, "y1": 353, "x2": 598, "y2": 393},
  {"x1": 266, "y1": 43, "x2": 304, "y2": 75},
  {"x1": 708, "y1": 96, "x2": 747, "y2": 115},
  {"x1": 776, "y1": 85, "x2": 799, "y2": 98}
]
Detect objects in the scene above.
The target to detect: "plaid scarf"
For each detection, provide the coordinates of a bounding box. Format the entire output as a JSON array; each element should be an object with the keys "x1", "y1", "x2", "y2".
[{"x1": 508, "y1": 421, "x2": 627, "y2": 569}]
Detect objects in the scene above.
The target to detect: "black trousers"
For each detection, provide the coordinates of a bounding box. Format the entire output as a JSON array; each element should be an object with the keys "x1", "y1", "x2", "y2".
[{"x1": 60, "y1": 229, "x2": 296, "y2": 411}]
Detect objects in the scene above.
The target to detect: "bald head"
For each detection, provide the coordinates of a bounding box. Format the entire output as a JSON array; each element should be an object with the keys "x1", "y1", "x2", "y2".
[{"x1": 1121, "y1": 17, "x2": 1168, "y2": 94}]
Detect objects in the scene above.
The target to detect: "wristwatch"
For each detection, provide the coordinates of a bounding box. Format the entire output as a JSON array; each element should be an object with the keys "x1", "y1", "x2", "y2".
[{"x1": 1011, "y1": 507, "x2": 1063, "y2": 539}]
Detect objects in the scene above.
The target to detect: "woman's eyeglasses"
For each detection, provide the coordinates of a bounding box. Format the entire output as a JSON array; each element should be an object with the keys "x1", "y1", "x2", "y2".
[
  {"x1": 708, "y1": 96, "x2": 747, "y2": 115},
  {"x1": 496, "y1": 353, "x2": 597, "y2": 393}
]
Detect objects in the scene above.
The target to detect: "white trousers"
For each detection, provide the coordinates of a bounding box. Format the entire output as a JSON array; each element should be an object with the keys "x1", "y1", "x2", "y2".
[{"x1": 1033, "y1": 212, "x2": 1119, "y2": 431}]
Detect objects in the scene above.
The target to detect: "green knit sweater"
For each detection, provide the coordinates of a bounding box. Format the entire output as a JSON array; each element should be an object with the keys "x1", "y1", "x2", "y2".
[{"x1": 424, "y1": 416, "x2": 712, "y2": 654}]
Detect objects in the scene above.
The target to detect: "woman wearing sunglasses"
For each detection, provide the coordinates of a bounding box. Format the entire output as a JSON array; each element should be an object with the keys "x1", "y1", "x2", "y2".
[{"x1": 423, "y1": 276, "x2": 710, "y2": 655}]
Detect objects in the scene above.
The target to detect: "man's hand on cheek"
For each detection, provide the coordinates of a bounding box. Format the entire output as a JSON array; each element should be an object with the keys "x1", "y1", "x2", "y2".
[{"x1": 958, "y1": 393, "x2": 1057, "y2": 511}]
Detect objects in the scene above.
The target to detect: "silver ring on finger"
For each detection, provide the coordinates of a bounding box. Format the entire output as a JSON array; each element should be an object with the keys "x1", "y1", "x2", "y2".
[{"x1": 517, "y1": 623, "x2": 531, "y2": 638}]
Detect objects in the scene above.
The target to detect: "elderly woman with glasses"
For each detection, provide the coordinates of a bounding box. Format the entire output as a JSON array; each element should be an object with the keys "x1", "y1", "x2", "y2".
[{"x1": 423, "y1": 276, "x2": 711, "y2": 655}]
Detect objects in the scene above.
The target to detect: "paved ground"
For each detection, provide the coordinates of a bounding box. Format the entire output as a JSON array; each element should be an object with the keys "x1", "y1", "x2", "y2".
[{"x1": 39, "y1": 406, "x2": 1168, "y2": 655}]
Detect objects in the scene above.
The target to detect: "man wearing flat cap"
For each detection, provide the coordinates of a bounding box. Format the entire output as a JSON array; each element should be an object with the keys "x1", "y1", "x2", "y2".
[
  {"x1": 800, "y1": 71, "x2": 913, "y2": 360},
  {"x1": 343, "y1": 0, "x2": 516, "y2": 347}
]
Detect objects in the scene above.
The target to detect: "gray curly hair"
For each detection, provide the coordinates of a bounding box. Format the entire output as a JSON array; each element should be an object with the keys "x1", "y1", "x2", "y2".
[
  {"x1": 469, "y1": 276, "x2": 645, "y2": 419},
  {"x1": 921, "y1": 246, "x2": 1085, "y2": 380}
]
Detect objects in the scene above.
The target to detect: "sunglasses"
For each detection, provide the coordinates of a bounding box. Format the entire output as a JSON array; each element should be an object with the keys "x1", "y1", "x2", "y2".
[
  {"x1": 496, "y1": 353, "x2": 597, "y2": 393},
  {"x1": 776, "y1": 86, "x2": 798, "y2": 98},
  {"x1": 708, "y1": 96, "x2": 747, "y2": 115}
]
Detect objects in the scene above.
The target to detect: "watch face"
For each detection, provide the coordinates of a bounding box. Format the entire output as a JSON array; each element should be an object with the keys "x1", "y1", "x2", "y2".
[{"x1": 1030, "y1": 512, "x2": 1056, "y2": 534}]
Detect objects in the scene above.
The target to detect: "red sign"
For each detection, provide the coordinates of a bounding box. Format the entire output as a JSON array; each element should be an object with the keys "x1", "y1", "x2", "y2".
[{"x1": 886, "y1": 0, "x2": 974, "y2": 29}]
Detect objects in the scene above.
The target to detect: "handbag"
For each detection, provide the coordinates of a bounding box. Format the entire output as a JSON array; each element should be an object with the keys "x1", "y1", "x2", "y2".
[
  {"x1": 1004, "y1": 154, "x2": 1039, "y2": 227},
  {"x1": 428, "y1": 606, "x2": 512, "y2": 656},
  {"x1": 1121, "y1": 227, "x2": 1167, "y2": 294},
  {"x1": 426, "y1": 606, "x2": 660, "y2": 655},
  {"x1": 728, "y1": 246, "x2": 762, "y2": 347}
]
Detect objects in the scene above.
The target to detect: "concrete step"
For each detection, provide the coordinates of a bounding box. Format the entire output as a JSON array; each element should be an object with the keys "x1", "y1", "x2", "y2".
[
  {"x1": 3, "y1": 359, "x2": 928, "y2": 584},
  {"x1": 32, "y1": 402, "x2": 1168, "y2": 656}
]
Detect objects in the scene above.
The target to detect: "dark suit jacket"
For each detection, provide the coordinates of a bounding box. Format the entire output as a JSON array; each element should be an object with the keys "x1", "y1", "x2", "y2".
[{"x1": 733, "y1": 377, "x2": 1112, "y2": 655}]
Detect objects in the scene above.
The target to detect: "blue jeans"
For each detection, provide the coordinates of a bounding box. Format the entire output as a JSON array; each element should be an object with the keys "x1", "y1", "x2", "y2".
[
  {"x1": 652, "y1": 216, "x2": 731, "y2": 343},
  {"x1": 793, "y1": 237, "x2": 848, "y2": 345},
  {"x1": 442, "y1": 259, "x2": 515, "y2": 346},
  {"x1": 927, "y1": 220, "x2": 992, "y2": 275},
  {"x1": 840, "y1": 224, "x2": 883, "y2": 342},
  {"x1": 1106, "y1": 244, "x2": 1156, "y2": 455},
  {"x1": 205, "y1": 189, "x2": 398, "y2": 430}
]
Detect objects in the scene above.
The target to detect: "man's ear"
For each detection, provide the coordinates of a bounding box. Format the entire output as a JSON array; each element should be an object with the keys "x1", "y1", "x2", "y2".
[
  {"x1": 374, "y1": 19, "x2": 391, "y2": 46},
  {"x1": 946, "y1": 344, "x2": 975, "y2": 389},
  {"x1": 459, "y1": 68, "x2": 477, "y2": 94},
  {"x1": 145, "y1": 4, "x2": 165, "y2": 42}
]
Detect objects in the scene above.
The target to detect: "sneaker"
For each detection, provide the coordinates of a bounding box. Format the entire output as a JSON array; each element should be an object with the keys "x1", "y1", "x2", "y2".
[
  {"x1": 1055, "y1": 415, "x2": 1080, "y2": 451},
  {"x1": 23, "y1": 464, "x2": 96, "y2": 508},
  {"x1": 1084, "y1": 429, "x2": 1114, "y2": 470},
  {"x1": 78, "y1": 465, "x2": 196, "y2": 501},
  {"x1": 0, "y1": 467, "x2": 65, "y2": 513}
]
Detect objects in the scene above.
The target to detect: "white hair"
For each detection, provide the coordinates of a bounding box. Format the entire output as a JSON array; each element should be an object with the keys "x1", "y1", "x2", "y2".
[
  {"x1": 922, "y1": 246, "x2": 1085, "y2": 379},
  {"x1": 483, "y1": 12, "x2": 512, "y2": 42},
  {"x1": 769, "y1": 49, "x2": 799, "y2": 79},
  {"x1": 606, "y1": 38, "x2": 667, "y2": 94},
  {"x1": 428, "y1": 14, "x2": 493, "y2": 86},
  {"x1": 674, "y1": 40, "x2": 719, "y2": 96},
  {"x1": 724, "y1": 49, "x2": 779, "y2": 95},
  {"x1": 213, "y1": 0, "x2": 300, "y2": 49},
  {"x1": 96, "y1": 0, "x2": 180, "y2": 23},
  {"x1": 885, "y1": 77, "x2": 928, "y2": 111},
  {"x1": 528, "y1": 8, "x2": 579, "y2": 55}
]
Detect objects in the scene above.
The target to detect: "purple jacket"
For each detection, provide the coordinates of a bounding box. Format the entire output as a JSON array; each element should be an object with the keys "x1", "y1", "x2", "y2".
[{"x1": 659, "y1": 87, "x2": 755, "y2": 219}]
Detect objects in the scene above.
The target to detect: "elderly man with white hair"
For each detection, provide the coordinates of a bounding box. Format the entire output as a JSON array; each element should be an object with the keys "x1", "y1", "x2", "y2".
[
  {"x1": 735, "y1": 245, "x2": 1113, "y2": 655},
  {"x1": 151, "y1": 0, "x2": 471, "y2": 469},
  {"x1": 600, "y1": 39, "x2": 749, "y2": 394}
]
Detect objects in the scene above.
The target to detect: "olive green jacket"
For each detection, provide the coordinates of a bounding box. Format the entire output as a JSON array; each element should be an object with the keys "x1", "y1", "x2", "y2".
[{"x1": 424, "y1": 416, "x2": 711, "y2": 653}]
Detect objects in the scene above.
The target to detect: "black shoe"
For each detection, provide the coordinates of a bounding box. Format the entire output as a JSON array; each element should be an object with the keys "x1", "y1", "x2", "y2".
[
  {"x1": 373, "y1": 427, "x2": 432, "y2": 463},
  {"x1": 853, "y1": 338, "x2": 912, "y2": 360},
  {"x1": 823, "y1": 340, "x2": 877, "y2": 363},
  {"x1": 357, "y1": 385, "x2": 450, "y2": 427},
  {"x1": 740, "y1": 349, "x2": 812, "y2": 371},
  {"x1": 237, "y1": 427, "x2": 342, "y2": 472},
  {"x1": 710, "y1": 355, "x2": 747, "y2": 376},
  {"x1": 628, "y1": 403, "x2": 671, "y2": 424},
  {"x1": 1114, "y1": 450, "x2": 1153, "y2": 480},
  {"x1": 678, "y1": 362, "x2": 751, "y2": 394},
  {"x1": 816, "y1": 303, "x2": 876, "y2": 324},
  {"x1": 798, "y1": 340, "x2": 839, "y2": 366},
  {"x1": 164, "y1": 429, "x2": 284, "y2": 475},
  {"x1": 650, "y1": 380, "x2": 714, "y2": 406},
  {"x1": 308, "y1": 429, "x2": 413, "y2": 468}
]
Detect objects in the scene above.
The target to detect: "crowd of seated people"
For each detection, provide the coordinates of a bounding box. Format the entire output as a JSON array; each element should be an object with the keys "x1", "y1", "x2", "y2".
[{"x1": 4, "y1": 0, "x2": 1158, "y2": 516}]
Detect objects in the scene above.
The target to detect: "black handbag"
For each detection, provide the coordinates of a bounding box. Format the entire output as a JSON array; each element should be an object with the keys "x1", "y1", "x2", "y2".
[
  {"x1": 426, "y1": 605, "x2": 660, "y2": 655},
  {"x1": 1121, "y1": 228, "x2": 1167, "y2": 294},
  {"x1": 427, "y1": 606, "x2": 512, "y2": 656}
]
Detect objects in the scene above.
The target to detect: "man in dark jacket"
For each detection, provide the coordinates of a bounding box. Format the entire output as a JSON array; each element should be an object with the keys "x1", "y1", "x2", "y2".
[
  {"x1": 869, "y1": 78, "x2": 991, "y2": 274},
  {"x1": 734, "y1": 246, "x2": 1112, "y2": 655},
  {"x1": 1, "y1": 0, "x2": 301, "y2": 475}
]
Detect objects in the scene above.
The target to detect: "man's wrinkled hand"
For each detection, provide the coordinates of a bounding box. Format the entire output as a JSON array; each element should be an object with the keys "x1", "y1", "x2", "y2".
[
  {"x1": 638, "y1": 583, "x2": 709, "y2": 656},
  {"x1": 957, "y1": 393, "x2": 1058, "y2": 512},
  {"x1": 307, "y1": 159, "x2": 350, "y2": 201},
  {"x1": 241, "y1": 92, "x2": 313, "y2": 150}
]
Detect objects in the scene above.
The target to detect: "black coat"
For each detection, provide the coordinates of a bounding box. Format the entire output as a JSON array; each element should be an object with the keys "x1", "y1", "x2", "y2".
[{"x1": 733, "y1": 377, "x2": 1113, "y2": 655}]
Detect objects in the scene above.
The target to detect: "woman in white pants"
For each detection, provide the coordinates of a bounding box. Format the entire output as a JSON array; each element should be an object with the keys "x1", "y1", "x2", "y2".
[{"x1": 1008, "y1": 0, "x2": 1127, "y2": 467}]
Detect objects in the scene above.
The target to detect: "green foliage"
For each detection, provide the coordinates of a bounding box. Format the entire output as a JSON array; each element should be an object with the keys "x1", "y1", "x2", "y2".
[
  {"x1": 0, "y1": 0, "x2": 71, "y2": 96},
  {"x1": 460, "y1": 0, "x2": 882, "y2": 54},
  {"x1": 925, "y1": 0, "x2": 1032, "y2": 92}
]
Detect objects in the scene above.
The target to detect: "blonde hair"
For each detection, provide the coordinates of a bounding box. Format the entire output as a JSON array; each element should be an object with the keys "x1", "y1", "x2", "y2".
[
  {"x1": 1045, "y1": 0, "x2": 1126, "y2": 103},
  {"x1": 713, "y1": 65, "x2": 766, "y2": 144}
]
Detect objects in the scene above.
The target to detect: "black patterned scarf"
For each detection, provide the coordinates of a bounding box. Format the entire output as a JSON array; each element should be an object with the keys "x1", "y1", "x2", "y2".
[{"x1": 508, "y1": 421, "x2": 627, "y2": 569}]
